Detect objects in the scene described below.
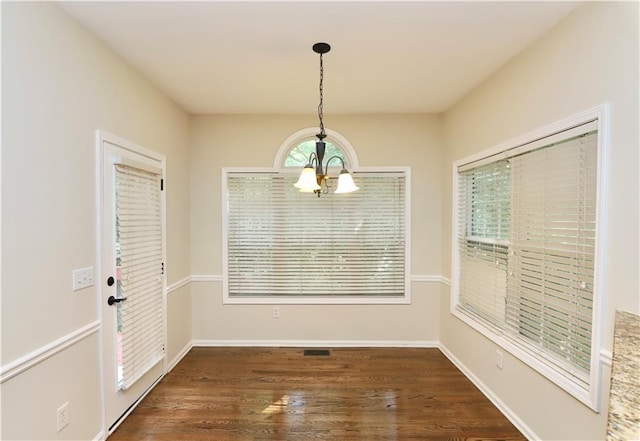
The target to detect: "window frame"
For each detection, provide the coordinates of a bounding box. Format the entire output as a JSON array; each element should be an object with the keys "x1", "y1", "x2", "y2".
[
  {"x1": 222, "y1": 166, "x2": 412, "y2": 305},
  {"x1": 451, "y1": 105, "x2": 608, "y2": 411}
]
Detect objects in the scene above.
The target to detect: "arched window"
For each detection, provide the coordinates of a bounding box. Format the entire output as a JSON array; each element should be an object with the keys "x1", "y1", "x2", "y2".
[
  {"x1": 284, "y1": 139, "x2": 346, "y2": 167},
  {"x1": 273, "y1": 127, "x2": 359, "y2": 170}
]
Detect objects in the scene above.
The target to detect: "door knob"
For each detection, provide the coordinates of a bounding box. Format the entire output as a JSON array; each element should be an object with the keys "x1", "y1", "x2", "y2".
[
  {"x1": 107, "y1": 295, "x2": 127, "y2": 306},
  {"x1": 107, "y1": 276, "x2": 115, "y2": 286}
]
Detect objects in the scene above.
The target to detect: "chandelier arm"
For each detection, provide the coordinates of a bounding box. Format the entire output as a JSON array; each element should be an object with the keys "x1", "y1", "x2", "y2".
[
  {"x1": 306, "y1": 152, "x2": 318, "y2": 167},
  {"x1": 322, "y1": 155, "x2": 347, "y2": 175}
]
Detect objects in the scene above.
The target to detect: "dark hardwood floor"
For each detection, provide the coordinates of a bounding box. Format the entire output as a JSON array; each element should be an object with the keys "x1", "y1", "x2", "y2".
[{"x1": 108, "y1": 347, "x2": 525, "y2": 440}]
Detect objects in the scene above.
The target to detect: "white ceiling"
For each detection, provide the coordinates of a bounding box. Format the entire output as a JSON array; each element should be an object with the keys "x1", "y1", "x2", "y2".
[{"x1": 60, "y1": 1, "x2": 579, "y2": 115}]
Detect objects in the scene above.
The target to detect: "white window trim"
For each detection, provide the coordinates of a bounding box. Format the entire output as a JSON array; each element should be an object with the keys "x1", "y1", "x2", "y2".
[
  {"x1": 222, "y1": 166, "x2": 412, "y2": 305},
  {"x1": 450, "y1": 104, "x2": 609, "y2": 412}
]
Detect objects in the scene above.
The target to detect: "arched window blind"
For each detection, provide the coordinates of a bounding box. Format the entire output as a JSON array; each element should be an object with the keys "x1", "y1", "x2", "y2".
[
  {"x1": 223, "y1": 170, "x2": 409, "y2": 303},
  {"x1": 454, "y1": 117, "x2": 603, "y2": 409}
]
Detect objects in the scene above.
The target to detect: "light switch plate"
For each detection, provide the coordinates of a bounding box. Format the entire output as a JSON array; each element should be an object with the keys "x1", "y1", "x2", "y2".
[{"x1": 72, "y1": 267, "x2": 94, "y2": 291}]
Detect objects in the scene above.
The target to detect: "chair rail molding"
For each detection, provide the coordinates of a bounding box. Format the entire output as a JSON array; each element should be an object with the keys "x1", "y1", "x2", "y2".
[
  {"x1": 190, "y1": 274, "x2": 448, "y2": 284},
  {"x1": 0, "y1": 320, "x2": 101, "y2": 383},
  {"x1": 167, "y1": 275, "x2": 191, "y2": 294}
]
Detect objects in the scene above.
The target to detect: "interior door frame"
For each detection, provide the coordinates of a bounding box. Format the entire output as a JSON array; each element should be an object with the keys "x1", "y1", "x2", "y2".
[{"x1": 95, "y1": 129, "x2": 168, "y2": 435}]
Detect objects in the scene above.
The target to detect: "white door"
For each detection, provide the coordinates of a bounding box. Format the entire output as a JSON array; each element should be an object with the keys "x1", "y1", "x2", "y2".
[{"x1": 98, "y1": 131, "x2": 167, "y2": 433}]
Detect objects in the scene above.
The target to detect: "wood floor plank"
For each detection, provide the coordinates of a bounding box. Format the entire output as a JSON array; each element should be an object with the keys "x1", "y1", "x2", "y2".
[{"x1": 108, "y1": 347, "x2": 525, "y2": 440}]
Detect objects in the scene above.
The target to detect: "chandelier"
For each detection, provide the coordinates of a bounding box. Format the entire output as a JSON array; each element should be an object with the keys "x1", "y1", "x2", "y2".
[{"x1": 294, "y1": 42, "x2": 359, "y2": 197}]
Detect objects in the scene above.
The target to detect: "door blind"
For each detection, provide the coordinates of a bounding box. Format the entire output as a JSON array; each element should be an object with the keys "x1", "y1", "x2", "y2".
[
  {"x1": 115, "y1": 163, "x2": 164, "y2": 390},
  {"x1": 225, "y1": 172, "x2": 407, "y2": 298}
]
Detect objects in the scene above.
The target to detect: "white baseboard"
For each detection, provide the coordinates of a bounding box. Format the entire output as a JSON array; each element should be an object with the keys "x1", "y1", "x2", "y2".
[
  {"x1": 168, "y1": 340, "x2": 194, "y2": 372},
  {"x1": 193, "y1": 339, "x2": 439, "y2": 348},
  {"x1": 92, "y1": 430, "x2": 106, "y2": 441},
  {"x1": 438, "y1": 343, "x2": 538, "y2": 440}
]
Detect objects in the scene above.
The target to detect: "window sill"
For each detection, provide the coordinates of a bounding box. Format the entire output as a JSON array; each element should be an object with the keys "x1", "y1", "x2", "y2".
[
  {"x1": 450, "y1": 306, "x2": 601, "y2": 412},
  {"x1": 223, "y1": 295, "x2": 411, "y2": 305}
]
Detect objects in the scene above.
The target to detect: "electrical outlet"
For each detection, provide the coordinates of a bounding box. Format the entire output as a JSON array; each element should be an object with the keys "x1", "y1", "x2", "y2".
[
  {"x1": 495, "y1": 350, "x2": 504, "y2": 370},
  {"x1": 72, "y1": 267, "x2": 94, "y2": 291},
  {"x1": 56, "y1": 402, "x2": 69, "y2": 432},
  {"x1": 272, "y1": 306, "x2": 280, "y2": 319}
]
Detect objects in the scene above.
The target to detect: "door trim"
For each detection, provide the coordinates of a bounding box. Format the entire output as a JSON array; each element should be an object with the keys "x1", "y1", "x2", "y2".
[{"x1": 95, "y1": 130, "x2": 168, "y2": 435}]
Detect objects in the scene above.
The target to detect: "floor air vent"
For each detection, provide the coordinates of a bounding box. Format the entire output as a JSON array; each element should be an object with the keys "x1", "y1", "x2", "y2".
[{"x1": 304, "y1": 349, "x2": 330, "y2": 356}]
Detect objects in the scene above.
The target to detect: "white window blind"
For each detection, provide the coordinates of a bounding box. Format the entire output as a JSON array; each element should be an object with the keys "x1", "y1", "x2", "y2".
[
  {"x1": 506, "y1": 129, "x2": 597, "y2": 387},
  {"x1": 115, "y1": 163, "x2": 164, "y2": 390},
  {"x1": 454, "y1": 119, "x2": 602, "y2": 407},
  {"x1": 458, "y1": 160, "x2": 510, "y2": 327},
  {"x1": 224, "y1": 171, "x2": 407, "y2": 301}
]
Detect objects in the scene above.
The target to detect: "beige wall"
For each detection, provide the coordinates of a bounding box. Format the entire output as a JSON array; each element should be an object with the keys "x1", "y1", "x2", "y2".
[
  {"x1": 2, "y1": 1, "x2": 637, "y2": 440},
  {"x1": 1, "y1": 2, "x2": 191, "y2": 439},
  {"x1": 167, "y1": 285, "x2": 192, "y2": 367},
  {"x1": 189, "y1": 114, "x2": 443, "y2": 344},
  {"x1": 440, "y1": 2, "x2": 639, "y2": 440}
]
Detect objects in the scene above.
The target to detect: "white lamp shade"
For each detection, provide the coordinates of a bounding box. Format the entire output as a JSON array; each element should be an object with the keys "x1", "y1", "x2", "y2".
[
  {"x1": 334, "y1": 170, "x2": 359, "y2": 193},
  {"x1": 294, "y1": 166, "x2": 321, "y2": 191}
]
